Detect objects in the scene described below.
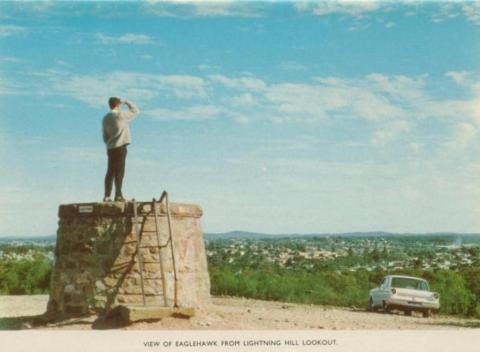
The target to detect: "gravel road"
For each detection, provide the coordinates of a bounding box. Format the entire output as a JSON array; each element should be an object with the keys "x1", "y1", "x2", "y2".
[{"x1": 1, "y1": 295, "x2": 479, "y2": 330}]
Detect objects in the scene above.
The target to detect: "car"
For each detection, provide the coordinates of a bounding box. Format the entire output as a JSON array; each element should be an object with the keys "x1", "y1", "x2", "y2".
[{"x1": 368, "y1": 275, "x2": 440, "y2": 318}]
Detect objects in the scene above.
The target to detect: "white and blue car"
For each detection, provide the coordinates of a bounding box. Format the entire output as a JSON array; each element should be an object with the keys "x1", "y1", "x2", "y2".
[{"x1": 368, "y1": 275, "x2": 440, "y2": 317}]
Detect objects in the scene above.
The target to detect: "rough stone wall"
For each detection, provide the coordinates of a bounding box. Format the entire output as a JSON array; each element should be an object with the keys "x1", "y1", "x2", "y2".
[{"x1": 47, "y1": 201, "x2": 210, "y2": 318}]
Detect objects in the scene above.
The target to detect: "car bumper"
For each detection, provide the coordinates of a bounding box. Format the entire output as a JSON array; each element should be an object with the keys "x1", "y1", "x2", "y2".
[{"x1": 386, "y1": 297, "x2": 440, "y2": 310}]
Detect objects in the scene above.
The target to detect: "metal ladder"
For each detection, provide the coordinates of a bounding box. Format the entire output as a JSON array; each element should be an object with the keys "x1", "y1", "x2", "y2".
[{"x1": 131, "y1": 191, "x2": 179, "y2": 308}]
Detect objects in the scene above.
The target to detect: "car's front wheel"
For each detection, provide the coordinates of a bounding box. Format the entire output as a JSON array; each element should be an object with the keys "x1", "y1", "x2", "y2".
[
  {"x1": 368, "y1": 297, "x2": 377, "y2": 312},
  {"x1": 422, "y1": 309, "x2": 431, "y2": 318}
]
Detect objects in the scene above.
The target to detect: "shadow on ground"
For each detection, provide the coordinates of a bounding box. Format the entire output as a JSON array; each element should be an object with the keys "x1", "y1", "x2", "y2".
[
  {"x1": 0, "y1": 315, "x2": 47, "y2": 330},
  {"x1": 0, "y1": 312, "x2": 139, "y2": 330},
  {"x1": 0, "y1": 313, "x2": 96, "y2": 330}
]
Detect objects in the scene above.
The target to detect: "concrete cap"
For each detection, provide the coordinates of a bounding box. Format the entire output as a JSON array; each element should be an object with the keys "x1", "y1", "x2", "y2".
[{"x1": 58, "y1": 201, "x2": 203, "y2": 219}]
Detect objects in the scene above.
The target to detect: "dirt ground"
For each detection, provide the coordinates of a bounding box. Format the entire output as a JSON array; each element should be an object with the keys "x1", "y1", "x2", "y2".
[{"x1": 1, "y1": 295, "x2": 479, "y2": 330}]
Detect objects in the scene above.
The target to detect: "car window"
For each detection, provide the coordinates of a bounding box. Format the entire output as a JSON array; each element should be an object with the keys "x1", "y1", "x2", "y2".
[
  {"x1": 418, "y1": 280, "x2": 429, "y2": 291},
  {"x1": 391, "y1": 277, "x2": 429, "y2": 291}
]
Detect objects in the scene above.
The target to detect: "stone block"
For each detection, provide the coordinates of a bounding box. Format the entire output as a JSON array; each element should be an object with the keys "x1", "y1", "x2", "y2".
[
  {"x1": 115, "y1": 305, "x2": 195, "y2": 324},
  {"x1": 48, "y1": 200, "x2": 210, "y2": 319}
]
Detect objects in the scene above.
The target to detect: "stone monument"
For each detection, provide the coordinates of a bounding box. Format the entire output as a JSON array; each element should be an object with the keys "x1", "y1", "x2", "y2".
[{"x1": 46, "y1": 197, "x2": 210, "y2": 321}]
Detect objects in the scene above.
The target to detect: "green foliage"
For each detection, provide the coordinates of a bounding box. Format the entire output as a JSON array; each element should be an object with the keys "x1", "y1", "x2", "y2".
[
  {"x1": 0, "y1": 247, "x2": 52, "y2": 295},
  {"x1": 427, "y1": 270, "x2": 471, "y2": 315}
]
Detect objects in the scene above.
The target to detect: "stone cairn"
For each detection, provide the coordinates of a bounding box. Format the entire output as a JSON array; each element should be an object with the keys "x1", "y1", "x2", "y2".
[{"x1": 46, "y1": 200, "x2": 210, "y2": 319}]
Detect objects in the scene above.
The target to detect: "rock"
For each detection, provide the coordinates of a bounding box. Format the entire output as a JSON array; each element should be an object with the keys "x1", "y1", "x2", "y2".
[
  {"x1": 95, "y1": 280, "x2": 106, "y2": 291},
  {"x1": 64, "y1": 284, "x2": 76, "y2": 294},
  {"x1": 21, "y1": 322, "x2": 32, "y2": 329}
]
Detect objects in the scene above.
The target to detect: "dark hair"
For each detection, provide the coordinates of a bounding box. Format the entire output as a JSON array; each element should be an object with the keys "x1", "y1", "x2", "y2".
[{"x1": 108, "y1": 97, "x2": 121, "y2": 109}]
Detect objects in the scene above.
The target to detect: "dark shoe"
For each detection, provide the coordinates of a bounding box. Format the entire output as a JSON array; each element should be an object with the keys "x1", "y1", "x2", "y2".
[
  {"x1": 103, "y1": 197, "x2": 112, "y2": 202},
  {"x1": 115, "y1": 196, "x2": 126, "y2": 202}
]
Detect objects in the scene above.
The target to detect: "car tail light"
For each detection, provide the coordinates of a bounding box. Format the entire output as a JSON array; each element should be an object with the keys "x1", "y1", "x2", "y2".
[
  {"x1": 391, "y1": 288, "x2": 396, "y2": 294},
  {"x1": 433, "y1": 293, "x2": 439, "y2": 299}
]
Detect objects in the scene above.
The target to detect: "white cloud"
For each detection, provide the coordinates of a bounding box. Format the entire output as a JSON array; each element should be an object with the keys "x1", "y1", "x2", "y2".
[
  {"x1": 445, "y1": 70, "x2": 470, "y2": 86},
  {"x1": 143, "y1": 105, "x2": 222, "y2": 121},
  {"x1": 96, "y1": 33, "x2": 154, "y2": 45},
  {"x1": 0, "y1": 25, "x2": 26, "y2": 37},
  {"x1": 0, "y1": 56, "x2": 20, "y2": 64},
  {"x1": 210, "y1": 74, "x2": 267, "y2": 91},
  {"x1": 229, "y1": 93, "x2": 258, "y2": 107},
  {"x1": 433, "y1": 2, "x2": 480, "y2": 25},
  {"x1": 461, "y1": 1, "x2": 480, "y2": 25},
  {"x1": 157, "y1": 75, "x2": 207, "y2": 98},
  {"x1": 296, "y1": 1, "x2": 381, "y2": 18},
  {"x1": 7, "y1": 68, "x2": 480, "y2": 146},
  {"x1": 365, "y1": 73, "x2": 427, "y2": 102},
  {"x1": 450, "y1": 122, "x2": 476, "y2": 149},
  {"x1": 231, "y1": 114, "x2": 249, "y2": 124},
  {"x1": 263, "y1": 77, "x2": 407, "y2": 123},
  {"x1": 371, "y1": 120, "x2": 411, "y2": 145},
  {"x1": 143, "y1": 1, "x2": 259, "y2": 18},
  {"x1": 53, "y1": 71, "x2": 207, "y2": 107},
  {"x1": 193, "y1": 2, "x2": 240, "y2": 17},
  {"x1": 0, "y1": 77, "x2": 20, "y2": 95},
  {"x1": 204, "y1": 72, "x2": 480, "y2": 146}
]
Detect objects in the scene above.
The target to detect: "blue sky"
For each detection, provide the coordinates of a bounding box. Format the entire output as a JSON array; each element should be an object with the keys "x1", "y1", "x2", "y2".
[{"x1": 1, "y1": 0, "x2": 480, "y2": 236}]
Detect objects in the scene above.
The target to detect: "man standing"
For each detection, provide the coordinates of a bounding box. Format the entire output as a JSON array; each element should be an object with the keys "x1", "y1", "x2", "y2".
[{"x1": 102, "y1": 97, "x2": 140, "y2": 202}]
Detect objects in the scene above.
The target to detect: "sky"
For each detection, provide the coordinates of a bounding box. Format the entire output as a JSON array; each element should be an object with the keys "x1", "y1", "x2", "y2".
[{"x1": 0, "y1": 0, "x2": 480, "y2": 237}]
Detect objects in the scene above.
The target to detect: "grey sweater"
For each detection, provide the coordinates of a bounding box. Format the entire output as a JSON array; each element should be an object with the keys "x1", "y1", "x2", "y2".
[{"x1": 102, "y1": 101, "x2": 140, "y2": 149}]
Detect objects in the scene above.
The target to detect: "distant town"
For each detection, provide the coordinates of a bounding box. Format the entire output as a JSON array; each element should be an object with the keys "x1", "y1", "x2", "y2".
[
  {"x1": 205, "y1": 233, "x2": 480, "y2": 272},
  {"x1": 1, "y1": 232, "x2": 479, "y2": 272}
]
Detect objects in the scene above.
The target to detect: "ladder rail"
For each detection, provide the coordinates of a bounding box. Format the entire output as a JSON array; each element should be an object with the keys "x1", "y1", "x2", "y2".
[
  {"x1": 159, "y1": 191, "x2": 179, "y2": 308},
  {"x1": 152, "y1": 198, "x2": 169, "y2": 307},
  {"x1": 132, "y1": 199, "x2": 147, "y2": 306}
]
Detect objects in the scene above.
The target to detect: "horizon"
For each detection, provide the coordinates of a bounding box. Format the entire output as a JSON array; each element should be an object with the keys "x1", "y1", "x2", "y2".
[
  {"x1": 2, "y1": 229, "x2": 480, "y2": 240},
  {"x1": 1, "y1": 1, "x2": 480, "y2": 237}
]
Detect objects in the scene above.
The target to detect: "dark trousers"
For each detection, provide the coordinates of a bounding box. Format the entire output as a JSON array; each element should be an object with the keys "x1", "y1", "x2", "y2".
[{"x1": 104, "y1": 145, "x2": 127, "y2": 198}]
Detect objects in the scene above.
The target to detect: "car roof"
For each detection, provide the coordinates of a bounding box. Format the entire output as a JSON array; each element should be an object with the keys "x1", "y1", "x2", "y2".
[{"x1": 386, "y1": 275, "x2": 427, "y2": 281}]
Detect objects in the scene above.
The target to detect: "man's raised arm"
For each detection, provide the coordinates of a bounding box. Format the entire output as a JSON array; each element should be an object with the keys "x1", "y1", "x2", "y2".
[{"x1": 120, "y1": 99, "x2": 140, "y2": 121}]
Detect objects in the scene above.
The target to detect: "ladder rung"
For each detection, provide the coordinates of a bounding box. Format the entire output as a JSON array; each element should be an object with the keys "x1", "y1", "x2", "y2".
[
  {"x1": 137, "y1": 230, "x2": 167, "y2": 233},
  {"x1": 138, "y1": 245, "x2": 169, "y2": 249}
]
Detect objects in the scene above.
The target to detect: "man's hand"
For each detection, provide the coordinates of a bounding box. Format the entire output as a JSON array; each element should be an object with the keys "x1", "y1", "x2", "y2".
[
  {"x1": 122, "y1": 99, "x2": 133, "y2": 107},
  {"x1": 118, "y1": 99, "x2": 140, "y2": 119}
]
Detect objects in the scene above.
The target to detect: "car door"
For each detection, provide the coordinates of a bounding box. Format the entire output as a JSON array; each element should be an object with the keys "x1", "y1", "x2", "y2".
[
  {"x1": 378, "y1": 277, "x2": 390, "y2": 304},
  {"x1": 372, "y1": 277, "x2": 386, "y2": 305}
]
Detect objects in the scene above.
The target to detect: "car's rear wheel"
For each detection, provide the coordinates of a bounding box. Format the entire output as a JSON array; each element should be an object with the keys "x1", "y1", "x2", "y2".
[
  {"x1": 422, "y1": 309, "x2": 431, "y2": 318},
  {"x1": 368, "y1": 297, "x2": 378, "y2": 312},
  {"x1": 405, "y1": 309, "x2": 412, "y2": 316},
  {"x1": 382, "y1": 301, "x2": 391, "y2": 314}
]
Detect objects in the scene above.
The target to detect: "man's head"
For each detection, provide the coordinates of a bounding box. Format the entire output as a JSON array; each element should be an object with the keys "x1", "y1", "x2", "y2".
[{"x1": 108, "y1": 97, "x2": 122, "y2": 110}]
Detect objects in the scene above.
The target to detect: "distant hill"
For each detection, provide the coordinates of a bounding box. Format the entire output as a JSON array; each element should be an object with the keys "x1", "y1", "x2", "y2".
[
  {"x1": 0, "y1": 234, "x2": 56, "y2": 244},
  {"x1": 204, "y1": 231, "x2": 281, "y2": 240},
  {"x1": 1, "y1": 231, "x2": 479, "y2": 244},
  {"x1": 204, "y1": 231, "x2": 480, "y2": 241}
]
